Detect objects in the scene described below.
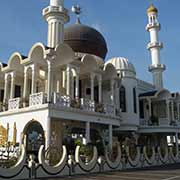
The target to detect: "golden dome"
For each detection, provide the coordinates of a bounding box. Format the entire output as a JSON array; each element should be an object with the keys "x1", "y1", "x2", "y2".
[{"x1": 147, "y1": 4, "x2": 158, "y2": 14}]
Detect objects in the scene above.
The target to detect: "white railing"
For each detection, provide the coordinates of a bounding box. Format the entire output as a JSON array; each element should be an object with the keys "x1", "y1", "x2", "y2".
[
  {"x1": 54, "y1": 93, "x2": 71, "y2": 108},
  {"x1": 104, "y1": 104, "x2": 115, "y2": 116},
  {"x1": 8, "y1": 98, "x2": 21, "y2": 110},
  {"x1": 159, "y1": 118, "x2": 170, "y2": 126},
  {"x1": 139, "y1": 119, "x2": 148, "y2": 126},
  {"x1": 80, "y1": 98, "x2": 95, "y2": 112},
  {"x1": 29, "y1": 92, "x2": 46, "y2": 107}
]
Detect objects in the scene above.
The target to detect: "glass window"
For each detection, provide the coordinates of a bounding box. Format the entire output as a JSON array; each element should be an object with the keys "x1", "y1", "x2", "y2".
[
  {"x1": 119, "y1": 86, "x2": 126, "y2": 112},
  {"x1": 133, "y1": 88, "x2": 137, "y2": 113}
]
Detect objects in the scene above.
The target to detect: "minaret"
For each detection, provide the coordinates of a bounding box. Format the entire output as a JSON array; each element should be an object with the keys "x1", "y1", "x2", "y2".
[
  {"x1": 146, "y1": 4, "x2": 165, "y2": 90},
  {"x1": 43, "y1": 0, "x2": 69, "y2": 48}
]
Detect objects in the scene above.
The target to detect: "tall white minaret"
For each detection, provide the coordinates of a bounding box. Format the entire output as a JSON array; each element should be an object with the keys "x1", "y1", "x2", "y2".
[
  {"x1": 146, "y1": 4, "x2": 165, "y2": 90},
  {"x1": 43, "y1": 0, "x2": 69, "y2": 48}
]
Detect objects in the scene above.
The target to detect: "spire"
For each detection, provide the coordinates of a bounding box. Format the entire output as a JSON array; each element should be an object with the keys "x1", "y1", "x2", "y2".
[{"x1": 72, "y1": 5, "x2": 82, "y2": 24}]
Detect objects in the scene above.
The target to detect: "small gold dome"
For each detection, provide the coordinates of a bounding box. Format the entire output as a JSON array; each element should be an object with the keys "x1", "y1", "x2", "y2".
[{"x1": 147, "y1": 4, "x2": 158, "y2": 14}]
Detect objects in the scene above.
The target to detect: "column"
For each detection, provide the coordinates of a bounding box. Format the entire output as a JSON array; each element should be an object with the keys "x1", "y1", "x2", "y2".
[
  {"x1": 66, "y1": 64, "x2": 71, "y2": 96},
  {"x1": 177, "y1": 103, "x2": 180, "y2": 121},
  {"x1": 86, "y1": 122, "x2": 90, "y2": 144},
  {"x1": 23, "y1": 68, "x2": 28, "y2": 102},
  {"x1": 148, "y1": 98, "x2": 152, "y2": 118},
  {"x1": 31, "y1": 65, "x2": 37, "y2": 94},
  {"x1": 111, "y1": 79, "x2": 115, "y2": 105},
  {"x1": 75, "y1": 68, "x2": 80, "y2": 99},
  {"x1": 175, "y1": 133, "x2": 179, "y2": 155},
  {"x1": 10, "y1": 73, "x2": 15, "y2": 99},
  {"x1": 47, "y1": 61, "x2": 53, "y2": 102},
  {"x1": 109, "y1": 124, "x2": 113, "y2": 150},
  {"x1": 166, "y1": 100, "x2": 170, "y2": 124},
  {"x1": 98, "y1": 75, "x2": 102, "y2": 103},
  {"x1": 90, "y1": 73, "x2": 95, "y2": 101},
  {"x1": 71, "y1": 75, "x2": 74, "y2": 99},
  {"x1": 46, "y1": 117, "x2": 51, "y2": 149},
  {"x1": 62, "y1": 70, "x2": 66, "y2": 89},
  {"x1": 171, "y1": 101, "x2": 175, "y2": 121},
  {"x1": 3, "y1": 74, "x2": 9, "y2": 103}
]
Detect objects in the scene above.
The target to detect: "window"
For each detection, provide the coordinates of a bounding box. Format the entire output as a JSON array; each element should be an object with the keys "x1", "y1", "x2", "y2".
[
  {"x1": 0, "y1": 89, "x2": 4, "y2": 102},
  {"x1": 133, "y1": 88, "x2": 137, "y2": 113},
  {"x1": 119, "y1": 86, "x2": 126, "y2": 112},
  {"x1": 139, "y1": 100, "x2": 144, "y2": 118},
  {"x1": 15, "y1": 85, "x2": 21, "y2": 98}
]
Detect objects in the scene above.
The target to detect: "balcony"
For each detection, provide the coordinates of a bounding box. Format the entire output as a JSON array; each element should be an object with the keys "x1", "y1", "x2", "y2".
[
  {"x1": 139, "y1": 118, "x2": 177, "y2": 127},
  {"x1": 1, "y1": 92, "x2": 118, "y2": 118}
]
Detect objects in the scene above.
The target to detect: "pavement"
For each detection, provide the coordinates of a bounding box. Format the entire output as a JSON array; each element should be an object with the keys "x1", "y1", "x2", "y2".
[{"x1": 45, "y1": 163, "x2": 180, "y2": 180}]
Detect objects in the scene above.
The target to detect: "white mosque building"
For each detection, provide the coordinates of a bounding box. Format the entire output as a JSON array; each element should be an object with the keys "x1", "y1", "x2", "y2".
[{"x1": 0, "y1": 0, "x2": 180, "y2": 157}]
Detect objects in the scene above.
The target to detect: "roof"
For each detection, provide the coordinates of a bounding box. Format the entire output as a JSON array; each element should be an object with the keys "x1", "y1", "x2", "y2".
[
  {"x1": 64, "y1": 23, "x2": 108, "y2": 60},
  {"x1": 139, "y1": 90, "x2": 158, "y2": 97}
]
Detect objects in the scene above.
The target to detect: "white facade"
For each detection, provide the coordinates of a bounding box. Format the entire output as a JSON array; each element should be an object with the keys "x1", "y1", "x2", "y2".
[{"x1": 0, "y1": 1, "x2": 180, "y2": 160}]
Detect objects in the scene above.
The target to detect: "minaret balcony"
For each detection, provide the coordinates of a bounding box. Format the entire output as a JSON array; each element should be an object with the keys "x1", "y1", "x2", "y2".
[
  {"x1": 43, "y1": 6, "x2": 69, "y2": 22},
  {"x1": 147, "y1": 42, "x2": 163, "y2": 50},
  {"x1": 146, "y1": 22, "x2": 161, "y2": 31},
  {"x1": 148, "y1": 64, "x2": 166, "y2": 72}
]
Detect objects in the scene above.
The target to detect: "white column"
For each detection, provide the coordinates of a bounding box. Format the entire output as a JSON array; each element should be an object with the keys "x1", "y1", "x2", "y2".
[
  {"x1": 10, "y1": 73, "x2": 15, "y2": 99},
  {"x1": 177, "y1": 103, "x2": 180, "y2": 121},
  {"x1": 62, "y1": 70, "x2": 66, "y2": 89},
  {"x1": 171, "y1": 101, "x2": 175, "y2": 121},
  {"x1": 111, "y1": 79, "x2": 115, "y2": 105},
  {"x1": 109, "y1": 124, "x2": 113, "y2": 150},
  {"x1": 148, "y1": 99, "x2": 152, "y2": 118},
  {"x1": 23, "y1": 68, "x2": 28, "y2": 100},
  {"x1": 75, "y1": 74, "x2": 79, "y2": 99},
  {"x1": 3, "y1": 75, "x2": 9, "y2": 103},
  {"x1": 98, "y1": 75, "x2": 102, "y2": 103},
  {"x1": 86, "y1": 122, "x2": 90, "y2": 144},
  {"x1": 71, "y1": 75, "x2": 74, "y2": 99},
  {"x1": 175, "y1": 133, "x2": 179, "y2": 154},
  {"x1": 31, "y1": 65, "x2": 37, "y2": 94},
  {"x1": 166, "y1": 100, "x2": 170, "y2": 123},
  {"x1": 90, "y1": 73, "x2": 95, "y2": 101},
  {"x1": 47, "y1": 61, "x2": 53, "y2": 102},
  {"x1": 66, "y1": 64, "x2": 71, "y2": 96},
  {"x1": 46, "y1": 116, "x2": 51, "y2": 149}
]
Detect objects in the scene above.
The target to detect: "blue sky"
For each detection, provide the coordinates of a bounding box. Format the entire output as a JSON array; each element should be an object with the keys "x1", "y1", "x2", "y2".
[{"x1": 0, "y1": 0, "x2": 179, "y2": 92}]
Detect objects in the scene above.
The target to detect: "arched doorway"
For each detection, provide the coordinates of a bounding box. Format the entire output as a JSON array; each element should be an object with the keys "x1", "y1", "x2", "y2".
[{"x1": 23, "y1": 120, "x2": 45, "y2": 158}]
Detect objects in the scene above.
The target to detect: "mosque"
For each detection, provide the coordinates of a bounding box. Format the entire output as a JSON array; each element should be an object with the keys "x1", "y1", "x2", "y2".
[{"x1": 0, "y1": 0, "x2": 179, "y2": 157}]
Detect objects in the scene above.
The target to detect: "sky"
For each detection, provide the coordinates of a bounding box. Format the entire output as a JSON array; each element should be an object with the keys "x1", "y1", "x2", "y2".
[{"x1": 0, "y1": 0, "x2": 179, "y2": 92}]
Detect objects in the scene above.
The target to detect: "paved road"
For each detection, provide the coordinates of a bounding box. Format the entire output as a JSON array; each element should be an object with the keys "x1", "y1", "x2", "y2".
[{"x1": 46, "y1": 164, "x2": 180, "y2": 180}]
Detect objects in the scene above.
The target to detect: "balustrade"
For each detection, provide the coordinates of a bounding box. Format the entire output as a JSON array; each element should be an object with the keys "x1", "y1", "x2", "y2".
[
  {"x1": 29, "y1": 92, "x2": 47, "y2": 107},
  {"x1": 80, "y1": 98, "x2": 95, "y2": 112},
  {"x1": 8, "y1": 98, "x2": 21, "y2": 110},
  {"x1": 104, "y1": 104, "x2": 115, "y2": 116}
]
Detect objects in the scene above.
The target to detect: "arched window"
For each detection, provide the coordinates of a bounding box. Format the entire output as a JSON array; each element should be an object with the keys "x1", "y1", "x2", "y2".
[
  {"x1": 133, "y1": 88, "x2": 137, "y2": 113},
  {"x1": 119, "y1": 86, "x2": 126, "y2": 112}
]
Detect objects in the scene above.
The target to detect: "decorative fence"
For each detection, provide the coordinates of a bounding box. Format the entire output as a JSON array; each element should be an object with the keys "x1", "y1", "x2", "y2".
[{"x1": 0, "y1": 144, "x2": 180, "y2": 180}]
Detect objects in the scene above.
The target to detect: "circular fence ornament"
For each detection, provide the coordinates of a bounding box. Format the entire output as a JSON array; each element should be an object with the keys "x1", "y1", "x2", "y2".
[
  {"x1": 105, "y1": 145, "x2": 121, "y2": 169},
  {"x1": 75, "y1": 145, "x2": 98, "y2": 172},
  {"x1": 126, "y1": 146, "x2": 140, "y2": 167},
  {"x1": 38, "y1": 145, "x2": 67, "y2": 175},
  {"x1": 143, "y1": 146, "x2": 156, "y2": 165},
  {"x1": 157, "y1": 146, "x2": 168, "y2": 164},
  {"x1": 0, "y1": 145, "x2": 26, "y2": 178},
  {"x1": 169, "y1": 146, "x2": 179, "y2": 163}
]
